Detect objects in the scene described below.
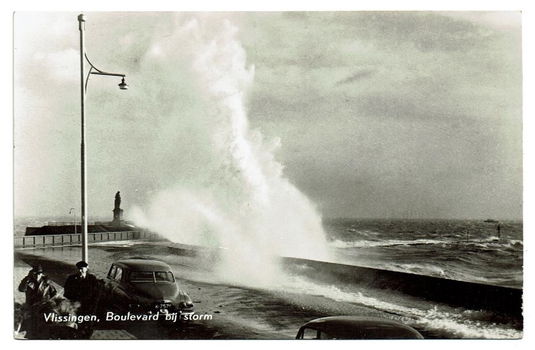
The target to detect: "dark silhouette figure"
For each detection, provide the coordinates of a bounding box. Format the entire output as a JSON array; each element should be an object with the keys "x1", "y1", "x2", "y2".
[
  {"x1": 18, "y1": 265, "x2": 57, "y2": 338},
  {"x1": 64, "y1": 261, "x2": 99, "y2": 314},
  {"x1": 114, "y1": 191, "x2": 121, "y2": 210},
  {"x1": 113, "y1": 191, "x2": 123, "y2": 225},
  {"x1": 63, "y1": 261, "x2": 101, "y2": 339}
]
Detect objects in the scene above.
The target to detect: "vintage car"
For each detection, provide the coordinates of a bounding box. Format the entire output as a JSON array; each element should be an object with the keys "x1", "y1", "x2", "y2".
[
  {"x1": 296, "y1": 316, "x2": 424, "y2": 339},
  {"x1": 101, "y1": 258, "x2": 194, "y2": 316}
]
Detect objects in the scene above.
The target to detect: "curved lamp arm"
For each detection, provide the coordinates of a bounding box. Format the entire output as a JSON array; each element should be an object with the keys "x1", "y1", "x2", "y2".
[{"x1": 84, "y1": 53, "x2": 127, "y2": 92}]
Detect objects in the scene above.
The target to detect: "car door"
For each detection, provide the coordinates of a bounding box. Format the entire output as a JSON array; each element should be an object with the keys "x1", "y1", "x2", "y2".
[{"x1": 106, "y1": 265, "x2": 128, "y2": 311}]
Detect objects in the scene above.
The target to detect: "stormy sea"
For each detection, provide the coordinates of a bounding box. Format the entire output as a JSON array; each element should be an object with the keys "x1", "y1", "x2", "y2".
[
  {"x1": 324, "y1": 219, "x2": 523, "y2": 289},
  {"x1": 14, "y1": 217, "x2": 523, "y2": 339},
  {"x1": 280, "y1": 218, "x2": 523, "y2": 339}
]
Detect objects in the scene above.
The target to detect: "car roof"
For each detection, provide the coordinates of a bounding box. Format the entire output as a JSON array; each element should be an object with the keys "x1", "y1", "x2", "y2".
[
  {"x1": 300, "y1": 316, "x2": 423, "y2": 339},
  {"x1": 114, "y1": 259, "x2": 172, "y2": 272}
]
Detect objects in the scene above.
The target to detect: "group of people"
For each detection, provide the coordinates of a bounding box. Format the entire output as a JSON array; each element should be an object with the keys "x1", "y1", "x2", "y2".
[{"x1": 17, "y1": 260, "x2": 99, "y2": 339}]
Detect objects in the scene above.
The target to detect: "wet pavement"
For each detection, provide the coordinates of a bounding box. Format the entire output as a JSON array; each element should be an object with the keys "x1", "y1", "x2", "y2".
[{"x1": 13, "y1": 242, "x2": 387, "y2": 340}]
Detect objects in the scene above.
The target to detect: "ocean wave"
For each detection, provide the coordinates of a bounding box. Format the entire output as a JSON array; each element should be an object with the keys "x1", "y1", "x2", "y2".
[
  {"x1": 463, "y1": 238, "x2": 523, "y2": 251},
  {"x1": 380, "y1": 263, "x2": 450, "y2": 278},
  {"x1": 328, "y1": 238, "x2": 451, "y2": 249},
  {"x1": 329, "y1": 237, "x2": 523, "y2": 250},
  {"x1": 344, "y1": 228, "x2": 381, "y2": 236}
]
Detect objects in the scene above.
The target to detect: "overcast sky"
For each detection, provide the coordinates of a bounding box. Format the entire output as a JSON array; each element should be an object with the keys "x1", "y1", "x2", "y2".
[{"x1": 14, "y1": 11, "x2": 522, "y2": 220}]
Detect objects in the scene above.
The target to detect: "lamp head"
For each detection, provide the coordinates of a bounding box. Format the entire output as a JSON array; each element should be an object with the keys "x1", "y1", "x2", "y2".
[{"x1": 118, "y1": 77, "x2": 128, "y2": 90}]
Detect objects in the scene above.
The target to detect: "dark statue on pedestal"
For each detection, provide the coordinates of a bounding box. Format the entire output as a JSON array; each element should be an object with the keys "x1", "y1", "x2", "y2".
[
  {"x1": 112, "y1": 191, "x2": 123, "y2": 226},
  {"x1": 115, "y1": 191, "x2": 121, "y2": 209}
]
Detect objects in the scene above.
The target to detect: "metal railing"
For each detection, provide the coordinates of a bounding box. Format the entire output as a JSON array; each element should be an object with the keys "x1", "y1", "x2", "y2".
[{"x1": 14, "y1": 231, "x2": 158, "y2": 248}]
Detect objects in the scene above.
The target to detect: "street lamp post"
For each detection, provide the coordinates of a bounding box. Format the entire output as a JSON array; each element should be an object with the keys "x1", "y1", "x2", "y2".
[{"x1": 78, "y1": 13, "x2": 128, "y2": 263}]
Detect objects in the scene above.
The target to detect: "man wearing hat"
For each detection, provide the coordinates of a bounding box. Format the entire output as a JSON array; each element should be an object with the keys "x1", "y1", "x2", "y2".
[
  {"x1": 63, "y1": 261, "x2": 99, "y2": 315},
  {"x1": 18, "y1": 265, "x2": 57, "y2": 306},
  {"x1": 18, "y1": 265, "x2": 57, "y2": 338}
]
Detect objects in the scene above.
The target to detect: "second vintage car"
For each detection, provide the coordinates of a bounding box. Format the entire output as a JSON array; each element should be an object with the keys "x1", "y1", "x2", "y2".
[
  {"x1": 296, "y1": 316, "x2": 424, "y2": 339},
  {"x1": 100, "y1": 258, "x2": 194, "y2": 317}
]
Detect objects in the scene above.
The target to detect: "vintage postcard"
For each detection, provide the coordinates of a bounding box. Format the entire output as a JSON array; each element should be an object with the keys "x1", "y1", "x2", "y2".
[{"x1": 13, "y1": 11, "x2": 522, "y2": 340}]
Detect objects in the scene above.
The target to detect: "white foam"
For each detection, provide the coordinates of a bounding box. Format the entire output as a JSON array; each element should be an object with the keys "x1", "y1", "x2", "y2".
[{"x1": 129, "y1": 15, "x2": 329, "y2": 287}]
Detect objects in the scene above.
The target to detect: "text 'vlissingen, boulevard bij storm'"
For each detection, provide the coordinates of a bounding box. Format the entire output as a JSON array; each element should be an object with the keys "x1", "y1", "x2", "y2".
[{"x1": 43, "y1": 311, "x2": 213, "y2": 324}]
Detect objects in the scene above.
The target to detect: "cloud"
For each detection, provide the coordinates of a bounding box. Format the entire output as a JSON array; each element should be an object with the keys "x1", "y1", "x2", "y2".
[
  {"x1": 240, "y1": 12, "x2": 521, "y2": 219},
  {"x1": 444, "y1": 12, "x2": 521, "y2": 31},
  {"x1": 14, "y1": 12, "x2": 522, "y2": 220},
  {"x1": 325, "y1": 12, "x2": 499, "y2": 52},
  {"x1": 335, "y1": 69, "x2": 377, "y2": 86}
]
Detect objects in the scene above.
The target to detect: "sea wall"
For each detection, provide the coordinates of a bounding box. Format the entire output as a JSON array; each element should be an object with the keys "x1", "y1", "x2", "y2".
[
  {"x1": 282, "y1": 257, "x2": 522, "y2": 320},
  {"x1": 162, "y1": 243, "x2": 522, "y2": 320}
]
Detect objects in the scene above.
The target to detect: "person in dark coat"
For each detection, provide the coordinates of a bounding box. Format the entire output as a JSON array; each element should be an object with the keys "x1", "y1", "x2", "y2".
[
  {"x1": 63, "y1": 261, "x2": 102, "y2": 339},
  {"x1": 63, "y1": 261, "x2": 99, "y2": 315},
  {"x1": 18, "y1": 265, "x2": 57, "y2": 305},
  {"x1": 18, "y1": 265, "x2": 57, "y2": 338}
]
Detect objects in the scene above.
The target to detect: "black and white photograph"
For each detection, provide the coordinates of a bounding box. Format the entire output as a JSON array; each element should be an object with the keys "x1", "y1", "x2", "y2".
[{"x1": 12, "y1": 10, "x2": 523, "y2": 340}]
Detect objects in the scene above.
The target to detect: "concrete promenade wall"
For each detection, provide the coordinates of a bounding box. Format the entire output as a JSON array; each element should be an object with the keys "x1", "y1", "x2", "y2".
[
  {"x1": 162, "y1": 244, "x2": 522, "y2": 320},
  {"x1": 283, "y1": 257, "x2": 523, "y2": 320}
]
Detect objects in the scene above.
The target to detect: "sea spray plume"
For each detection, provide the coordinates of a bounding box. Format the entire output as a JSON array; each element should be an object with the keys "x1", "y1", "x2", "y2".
[{"x1": 130, "y1": 15, "x2": 329, "y2": 286}]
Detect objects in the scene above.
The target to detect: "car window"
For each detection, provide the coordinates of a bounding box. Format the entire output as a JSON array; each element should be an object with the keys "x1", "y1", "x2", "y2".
[
  {"x1": 130, "y1": 271, "x2": 154, "y2": 282},
  {"x1": 155, "y1": 271, "x2": 174, "y2": 282},
  {"x1": 108, "y1": 265, "x2": 117, "y2": 279},
  {"x1": 114, "y1": 267, "x2": 123, "y2": 281},
  {"x1": 301, "y1": 328, "x2": 320, "y2": 339},
  {"x1": 319, "y1": 331, "x2": 335, "y2": 339}
]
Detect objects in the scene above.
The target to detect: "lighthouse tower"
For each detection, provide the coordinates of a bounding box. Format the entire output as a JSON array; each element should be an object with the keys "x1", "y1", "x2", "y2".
[{"x1": 112, "y1": 191, "x2": 124, "y2": 226}]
